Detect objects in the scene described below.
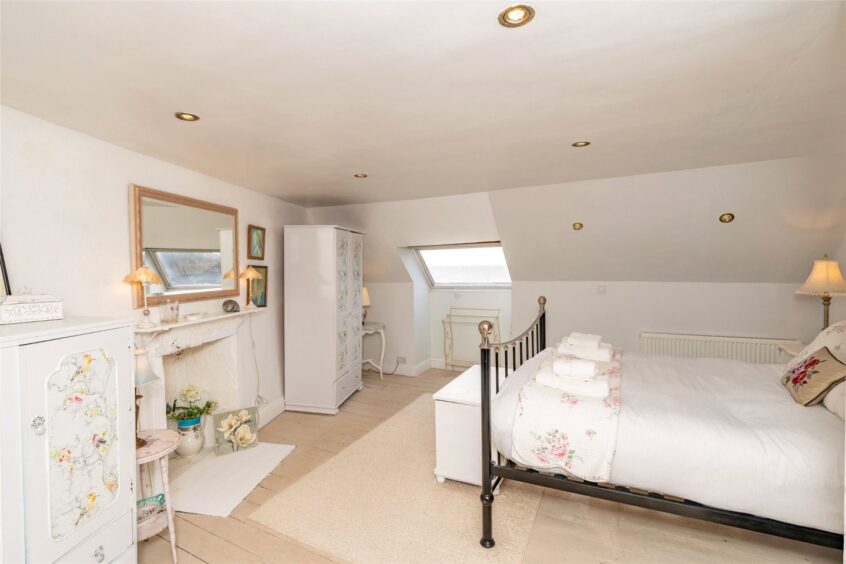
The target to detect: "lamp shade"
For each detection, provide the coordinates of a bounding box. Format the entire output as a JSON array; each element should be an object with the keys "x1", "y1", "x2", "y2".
[
  {"x1": 238, "y1": 266, "x2": 263, "y2": 281},
  {"x1": 362, "y1": 287, "x2": 371, "y2": 307},
  {"x1": 124, "y1": 266, "x2": 162, "y2": 285},
  {"x1": 796, "y1": 255, "x2": 846, "y2": 296},
  {"x1": 134, "y1": 348, "x2": 160, "y2": 387}
]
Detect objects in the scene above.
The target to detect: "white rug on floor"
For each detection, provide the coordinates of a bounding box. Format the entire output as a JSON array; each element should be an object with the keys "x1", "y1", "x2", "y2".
[
  {"x1": 250, "y1": 395, "x2": 542, "y2": 563},
  {"x1": 169, "y1": 442, "x2": 294, "y2": 517}
]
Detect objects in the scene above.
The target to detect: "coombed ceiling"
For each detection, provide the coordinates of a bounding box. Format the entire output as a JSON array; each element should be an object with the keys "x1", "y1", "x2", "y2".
[{"x1": 2, "y1": 1, "x2": 844, "y2": 207}]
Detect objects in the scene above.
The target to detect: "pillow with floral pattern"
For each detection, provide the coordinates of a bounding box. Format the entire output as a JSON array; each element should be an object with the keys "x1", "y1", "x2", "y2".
[
  {"x1": 786, "y1": 320, "x2": 846, "y2": 373},
  {"x1": 782, "y1": 347, "x2": 846, "y2": 406}
]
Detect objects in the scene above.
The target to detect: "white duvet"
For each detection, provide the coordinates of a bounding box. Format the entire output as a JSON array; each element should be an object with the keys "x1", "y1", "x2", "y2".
[{"x1": 492, "y1": 350, "x2": 844, "y2": 533}]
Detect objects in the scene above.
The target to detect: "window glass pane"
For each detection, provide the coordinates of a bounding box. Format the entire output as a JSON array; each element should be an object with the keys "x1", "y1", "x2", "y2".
[
  {"x1": 147, "y1": 249, "x2": 222, "y2": 289},
  {"x1": 418, "y1": 245, "x2": 511, "y2": 286}
]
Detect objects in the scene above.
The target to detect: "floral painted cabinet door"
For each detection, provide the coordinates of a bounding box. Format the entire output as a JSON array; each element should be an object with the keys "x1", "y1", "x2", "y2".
[{"x1": 21, "y1": 328, "x2": 134, "y2": 564}]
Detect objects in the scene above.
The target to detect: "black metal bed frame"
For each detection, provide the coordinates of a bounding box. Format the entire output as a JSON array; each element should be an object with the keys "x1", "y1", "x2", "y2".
[{"x1": 477, "y1": 296, "x2": 843, "y2": 550}]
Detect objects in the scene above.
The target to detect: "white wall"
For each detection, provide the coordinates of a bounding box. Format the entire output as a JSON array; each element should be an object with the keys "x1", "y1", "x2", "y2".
[
  {"x1": 512, "y1": 281, "x2": 836, "y2": 353},
  {"x1": 311, "y1": 155, "x2": 845, "y2": 367},
  {"x1": 0, "y1": 107, "x2": 307, "y2": 420}
]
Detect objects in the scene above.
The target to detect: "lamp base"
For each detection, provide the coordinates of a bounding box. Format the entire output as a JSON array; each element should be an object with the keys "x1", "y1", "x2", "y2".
[
  {"x1": 138, "y1": 308, "x2": 156, "y2": 329},
  {"x1": 822, "y1": 295, "x2": 832, "y2": 330},
  {"x1": 245, "y1": 302, "x2": 257, "y2": 310}
]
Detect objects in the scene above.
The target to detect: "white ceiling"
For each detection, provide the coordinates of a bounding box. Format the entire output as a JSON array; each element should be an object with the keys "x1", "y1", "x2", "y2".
[{"x1": 2, "y1": 1, "x2": 844, "y2": 207}]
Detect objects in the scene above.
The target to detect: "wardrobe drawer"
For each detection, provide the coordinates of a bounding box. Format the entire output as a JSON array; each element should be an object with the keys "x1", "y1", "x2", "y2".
[
  {"x1": 57, "y1": 510, "x2": 134, "y2": 564},
  {"x1": 334, "y1": 364, "x2": 361, "y2": 407}
]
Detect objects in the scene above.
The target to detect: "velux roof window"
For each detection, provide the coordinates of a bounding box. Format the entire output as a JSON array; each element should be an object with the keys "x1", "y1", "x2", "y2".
[{"x1": 414, "y1": 243, "x2": 511, "y2": 288}]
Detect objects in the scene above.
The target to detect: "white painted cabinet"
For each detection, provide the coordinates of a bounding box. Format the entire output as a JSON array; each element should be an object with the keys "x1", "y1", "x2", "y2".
[
  {"x1": 285, "y1": 226, "x2": 364, "y2": 414},
  {"x1": 0, "y1": 318, "x2": 136, "y2": 563}
]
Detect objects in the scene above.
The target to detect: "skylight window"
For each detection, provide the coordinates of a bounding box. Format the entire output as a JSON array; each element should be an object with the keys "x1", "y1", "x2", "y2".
[{"x1": 415, "y1": 243, "x2": 511, "y2": 288}]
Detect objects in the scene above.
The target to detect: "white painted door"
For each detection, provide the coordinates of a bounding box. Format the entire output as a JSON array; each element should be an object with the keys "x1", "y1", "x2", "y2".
[{"x1": 21, "y1": 328, "x2": 134, "y2": 563}]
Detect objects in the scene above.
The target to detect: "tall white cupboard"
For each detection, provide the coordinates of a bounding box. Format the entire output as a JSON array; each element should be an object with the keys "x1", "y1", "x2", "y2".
[
  {"x1": 284, "y1": 226, "x2": 364, "y2": 414},
  {"x1": 0, "y1": 317, "x2": 136, "y2": 563}
]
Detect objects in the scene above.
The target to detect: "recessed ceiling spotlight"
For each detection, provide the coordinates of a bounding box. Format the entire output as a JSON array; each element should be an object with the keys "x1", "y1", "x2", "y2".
[
  {"x1": 174, "y1": 112, "x2": 200, "y2": 122},
  {"x1": 498, "y1": 4, "x2": 535, "y2": 27},
  {"x1": 353, "y1": 173, "x2": 368, "y2": 178},
  {"x1": 719, "y1": 212, "x2": 735, "y2": 224},
  {"x1": 572, "y1": 141, "x2": 591, "y2": 148},
  {"x1": 572, "y1": 222, "x2": 584, "y2": 231}
]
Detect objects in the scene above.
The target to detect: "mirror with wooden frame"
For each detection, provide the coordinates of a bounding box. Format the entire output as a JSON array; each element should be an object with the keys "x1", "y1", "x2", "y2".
[{"x1": 130, "y1": 184, "x2": 239, "y2": 307}]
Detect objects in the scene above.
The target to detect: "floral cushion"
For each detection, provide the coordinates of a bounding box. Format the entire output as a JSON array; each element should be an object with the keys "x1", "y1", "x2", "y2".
[
  {"x1": 782, "y1": 347, "x2": 846, "y2": 406},
  {"x1": 787, "y1": 320, "x2": 846, "y2": 373}
]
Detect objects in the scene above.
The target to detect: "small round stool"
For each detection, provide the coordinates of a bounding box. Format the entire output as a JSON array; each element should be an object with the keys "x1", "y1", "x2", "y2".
[{"x1": 136, "y1": 429, "x2": 180, "y2": 563}]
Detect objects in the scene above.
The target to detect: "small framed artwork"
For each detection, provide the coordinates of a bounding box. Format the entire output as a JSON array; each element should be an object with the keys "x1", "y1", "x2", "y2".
[
  {"x1": 247, "y1": 224, "x2": 266, "y2": 260},
  {"x1": 213, "y1": 407, "x2": 259, "y2": 455},
  {"x1": 248, "y1": 265, "x2": 268, "y2": 307}
]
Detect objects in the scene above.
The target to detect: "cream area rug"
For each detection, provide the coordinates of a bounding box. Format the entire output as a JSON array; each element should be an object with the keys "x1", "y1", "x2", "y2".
[
  {"x1": 170, "y1": 442, "x2": 294, "y2": 517},
  {"x1": 249, "y1": 395, "x2": 541, "y2": 563}
]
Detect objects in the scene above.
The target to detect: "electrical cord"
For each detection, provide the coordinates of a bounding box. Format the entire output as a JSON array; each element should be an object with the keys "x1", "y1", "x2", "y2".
[{"x1": 248, "y1": 313, "x2": 265, "y2": 426}]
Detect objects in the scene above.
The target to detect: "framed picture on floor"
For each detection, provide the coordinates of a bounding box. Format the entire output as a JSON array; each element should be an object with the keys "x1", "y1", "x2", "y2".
[
  {"x1": 213, "y1": 407, "x2": 258, "y2": 455},
  {"x1": 248, "y1": 265, "x2": 268, "y2": 307},
  {"x1": 247, "y1": 224, "x2": 266, "y2": 260}
]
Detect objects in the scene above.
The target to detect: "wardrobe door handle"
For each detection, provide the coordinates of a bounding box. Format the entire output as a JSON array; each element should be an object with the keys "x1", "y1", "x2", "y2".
[{"x1": 30, "y1": 416, "x2": 46, "y2": 436}]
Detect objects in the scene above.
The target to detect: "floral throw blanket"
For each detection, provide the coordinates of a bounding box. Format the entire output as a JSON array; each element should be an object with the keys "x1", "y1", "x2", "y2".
[{"x1": 510, "y1": 351, "x2": 622, "y2": 483}]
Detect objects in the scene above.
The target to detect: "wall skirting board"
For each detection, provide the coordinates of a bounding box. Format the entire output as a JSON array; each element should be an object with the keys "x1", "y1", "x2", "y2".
[{"x1": 394, "y1": 359, "x2": 432, "y2": 377}]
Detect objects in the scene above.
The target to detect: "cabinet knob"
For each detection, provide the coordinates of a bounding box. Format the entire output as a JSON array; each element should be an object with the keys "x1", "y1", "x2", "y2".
[
  {"x1": 93, "y1": 544, "x2": 105, "y2": 563},
  {"x1": 30, "y1": 416, "x2": 46, "y2": 436}
]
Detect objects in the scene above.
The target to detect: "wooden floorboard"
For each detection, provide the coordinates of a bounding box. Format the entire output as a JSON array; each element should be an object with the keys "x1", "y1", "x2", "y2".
[{"x1": 138, "y1": 367, "x2": 841, "y2": 564}]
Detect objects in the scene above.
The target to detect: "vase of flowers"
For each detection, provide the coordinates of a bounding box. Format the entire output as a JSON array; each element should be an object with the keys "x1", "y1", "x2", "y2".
[{"x1": 167, "y1": 385, "x2": 216, "y2": 457}]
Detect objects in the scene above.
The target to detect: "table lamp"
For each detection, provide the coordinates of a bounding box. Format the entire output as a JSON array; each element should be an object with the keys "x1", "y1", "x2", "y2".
[
  {"x1": 362, "y1": 286, "x2": 371, "y2": 323},
  {"x1": 124, "y1": 266, "x2": 163, "y2": 329},
  {"x1": 134, "y1": 348, "x2": 160, "y2": 448},
  {"x1": 796, "y1": 254, "x2": 846, "y2": 330},
  {"x1": 239, "y1": 266, "x2": 263, "y2": 309}
]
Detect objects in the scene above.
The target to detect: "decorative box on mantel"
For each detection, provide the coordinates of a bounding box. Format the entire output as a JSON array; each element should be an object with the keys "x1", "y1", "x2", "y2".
[{"x1": 0, "y1": 294, "x2": 64, "y2": 325}]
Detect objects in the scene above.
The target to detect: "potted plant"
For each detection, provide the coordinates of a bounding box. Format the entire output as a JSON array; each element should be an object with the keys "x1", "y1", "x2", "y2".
[{"x1": 166, "y1": 385, "x2": 216, "y2": 457}]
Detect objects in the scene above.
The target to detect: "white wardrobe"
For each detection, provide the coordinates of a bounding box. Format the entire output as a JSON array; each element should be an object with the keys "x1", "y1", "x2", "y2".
[{"x1": 284, "y1": 226, "x2": 364, "y2": 414}]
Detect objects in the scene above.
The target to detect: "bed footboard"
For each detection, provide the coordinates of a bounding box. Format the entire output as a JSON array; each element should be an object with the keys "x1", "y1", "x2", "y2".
[{"x1": 478, "y1": 296, "x2": 547, "y2": 548}]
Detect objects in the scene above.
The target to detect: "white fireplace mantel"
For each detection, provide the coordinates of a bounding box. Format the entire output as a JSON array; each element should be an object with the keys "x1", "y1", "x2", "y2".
[
  {"x1": 134, "y1": 309, "x2": 267, "y2": 441},
  {"x1": 134, "y1": 310, "x2": 262, "y2": 379}
]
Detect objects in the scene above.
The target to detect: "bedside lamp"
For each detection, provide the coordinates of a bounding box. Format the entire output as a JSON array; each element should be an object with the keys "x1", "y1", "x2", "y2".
[
  {"x1": 124, "y1": 266, "x2": 163, "y2": 329},
  {"x1": 134, "y1": 348, "x2": 160, "y2": 448},
  {"x1": 362, "y1": 287, "x2": 371, "y2": 323},
  {"x1": 239, "y1": 266, "x2": 263, "y2": 309},
  {"x1": 797, "y1": 254, "x2": 846, "y2": 330}
]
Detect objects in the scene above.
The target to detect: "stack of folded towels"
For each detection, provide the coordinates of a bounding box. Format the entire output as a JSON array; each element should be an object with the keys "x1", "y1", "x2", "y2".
[{"x1": 535, "y1": 332, "x2": 613, "y2": 399}]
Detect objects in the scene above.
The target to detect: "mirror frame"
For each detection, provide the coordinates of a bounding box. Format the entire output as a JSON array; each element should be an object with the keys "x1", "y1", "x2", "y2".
[{"x1": 129, "y1": 184, "x2": 240, "y2": 308}]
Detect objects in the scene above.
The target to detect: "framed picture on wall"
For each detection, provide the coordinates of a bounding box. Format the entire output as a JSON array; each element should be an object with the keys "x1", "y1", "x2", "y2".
[
  {"x1": 247, "y1": 224, "x2": 266, "y2": 260},
  {"x1": 248, "y1": 265, "x2": 268, "y2": 307}
]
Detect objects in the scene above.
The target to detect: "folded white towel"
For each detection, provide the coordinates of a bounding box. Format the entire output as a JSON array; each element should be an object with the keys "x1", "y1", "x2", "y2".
[
  {"x1": 566, "y1": 332, "x2": 602, "y2": 348},
  {"x1": 557, "y1": 341, "x2": 613, "y2": 363},
  {"x1": 536, "y1": 369, "x2": 610, "y2": 399},
  {"x1": 552, "y1": 357, "x2": 596, "y2": 379}
]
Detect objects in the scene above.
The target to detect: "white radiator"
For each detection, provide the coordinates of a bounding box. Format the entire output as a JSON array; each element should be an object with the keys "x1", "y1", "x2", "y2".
[{"x1": 639, "y1": 332, "x2": 803, "y2": 364}]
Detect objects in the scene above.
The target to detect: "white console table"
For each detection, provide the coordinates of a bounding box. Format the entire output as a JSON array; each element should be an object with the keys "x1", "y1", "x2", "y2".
[{"x1": 362, "y1": 321, "x2": 386, "y2": 379}]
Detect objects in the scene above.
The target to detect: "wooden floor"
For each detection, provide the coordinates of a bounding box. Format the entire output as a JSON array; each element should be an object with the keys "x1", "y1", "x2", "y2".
[{"x1": 139, "y1": 369, "x2": 842, "y2": 564}]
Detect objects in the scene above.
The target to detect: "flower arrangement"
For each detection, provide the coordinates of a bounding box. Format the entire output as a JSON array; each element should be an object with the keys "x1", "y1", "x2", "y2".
[
  {"x1": 215, "y1": 408, "x2": 258, "y2": 453},
  {"x1": 166, "y1": 384, "x2": 217, "y2": 422}
]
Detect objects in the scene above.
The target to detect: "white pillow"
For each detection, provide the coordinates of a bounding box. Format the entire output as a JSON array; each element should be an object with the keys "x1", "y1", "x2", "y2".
[
  {"x1": 823, "y1": 382, "x2": 845, "y2": 419},
  {"x1": 787, "y1": 320, "x2": 846, "y2": 372}
]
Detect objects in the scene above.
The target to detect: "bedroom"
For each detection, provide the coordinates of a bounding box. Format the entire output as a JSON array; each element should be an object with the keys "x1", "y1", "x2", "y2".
[{"x1": 0, "y1": 1, "x2": 844, "y2": 563}]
